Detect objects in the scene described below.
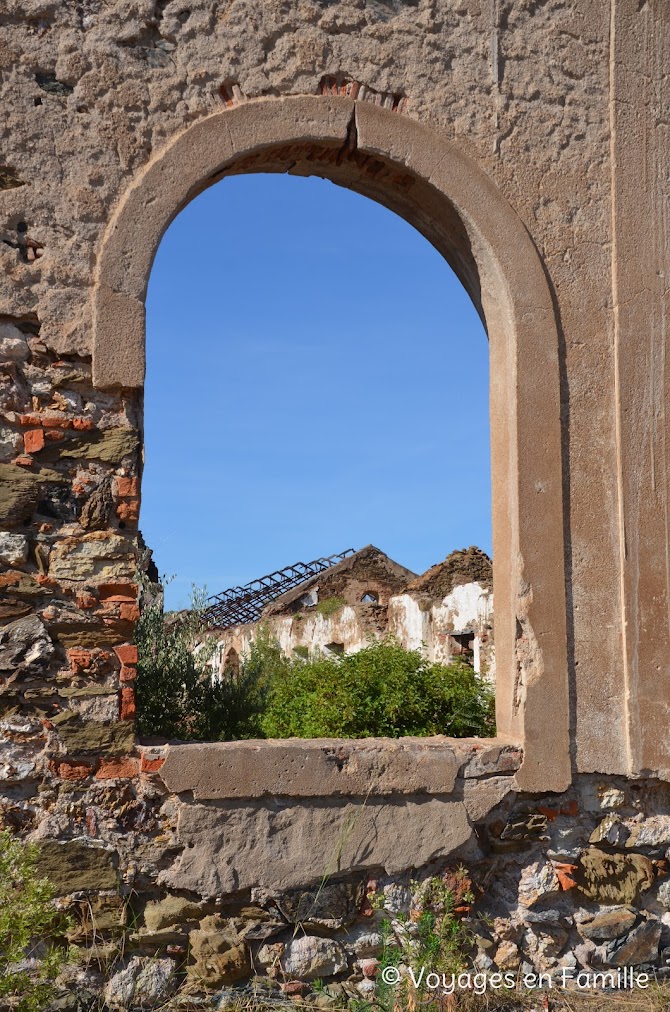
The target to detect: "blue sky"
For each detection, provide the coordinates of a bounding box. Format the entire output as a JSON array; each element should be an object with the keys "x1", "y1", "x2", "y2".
[{"x1": 143, "y1": 173, "x2": 491, "y2": 610}]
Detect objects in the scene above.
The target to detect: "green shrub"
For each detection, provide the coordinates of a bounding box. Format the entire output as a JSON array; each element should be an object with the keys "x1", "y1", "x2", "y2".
[
  {"x1": 0, "y1": 830, "x2": 69, "y2": 1012},
  {"x1": 315, "y1": 596, "x2": 346, "y2": 618},
  {"x1": 260, "y1": 639, "x2": 495, "y2": 739}
]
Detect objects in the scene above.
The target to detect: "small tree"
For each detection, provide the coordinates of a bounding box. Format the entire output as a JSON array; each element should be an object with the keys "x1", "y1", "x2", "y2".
[
  {"x1": 135, "y1": 582, "x2": 267, "y2": 741},
  {"x1": 0, "y1": 830, "x2": 68, "y2": 1012}
]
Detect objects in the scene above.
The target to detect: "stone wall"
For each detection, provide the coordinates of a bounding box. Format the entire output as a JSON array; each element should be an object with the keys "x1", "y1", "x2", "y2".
[
  {"x1": 7, "y1": 735, "x2": 670, "y2": 1007},
  {"x1": 2, "y1": 0, "x2": 670, "y2": 1005}
]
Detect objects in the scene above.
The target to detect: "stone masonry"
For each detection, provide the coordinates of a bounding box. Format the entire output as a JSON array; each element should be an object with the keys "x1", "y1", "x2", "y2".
[{"x1": 1, "y1": 0, "x2": 670, "y2": 1006}]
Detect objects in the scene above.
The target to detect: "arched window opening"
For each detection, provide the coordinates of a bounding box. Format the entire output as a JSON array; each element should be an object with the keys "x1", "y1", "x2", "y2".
[{"x1": 140, "y1": 172, "x2": 495, "y2": 744}]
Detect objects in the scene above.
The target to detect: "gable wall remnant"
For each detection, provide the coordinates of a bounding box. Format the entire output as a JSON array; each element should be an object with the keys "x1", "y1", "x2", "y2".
[{"x1": 1, "y1": 0, "x2": 670, "y2": 1001}]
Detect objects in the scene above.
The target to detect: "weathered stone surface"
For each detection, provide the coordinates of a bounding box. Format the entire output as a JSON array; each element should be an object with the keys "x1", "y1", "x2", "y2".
[
  {"x1": 48, "y1": 532, "x2": 136, "y2": 581},
  {"x1": 0, "y1": 463, "x2": 65, "y2": 527},
  {"x1": 461, "y1": 775, "x2": 515, "y2": 822},
  {"x1": 603, "y1": 918, "x2": 662, "y2": 967},
  {"x1": 52, "y1": 713, "x2": 136, "y2": 756},
  {"x1": 69, "y1": 895, "x2": 127, "y2": 940},
  {"x1": 161, "y1": 797, "x2": 472, "y2": 896},
  {"x1": 59, "y1": 428, "x2": 139, "y2": 463},
  {"x1": 34, "y1": 841, "x2": 117, "y2": 895},
  {"x1": 187, "y1": 916, "x2": 251, "y2": 986},
  {"x1": 579, "y1": 908, "x2": 638, "y2": 941},
  {"x1": 280, "y1": 935, "x2": 348, "y2": 980},
  {"x1": 104, "y1": 956, "x2": 176, "y2": 1008},
  {"x1": 518, "y1": 861, "x2": 560, "y2": 908},
  {"x1": 589, "y1": 815, "x2": 630, "y2": 847},
  {"x1": 0, "y1": 321, "x2": 29, "y2": 360},
  {"x1": 0, "y1": 615, "x2": 54, "y2": 675},
  {"x1": 0, "y1": 532, "x2": 28, "y2": 566},
  {"x1": 160, "y1": 739, "x2": 461, "y2": 799},
  {"x1": 0, "y1": 427, "x2": 22, "y2": 462},
  {"x1": 576, "y1": 849, "x2": 655, "y2": 904},
  {"x1": 625, "y1": 816, "x2": 670, "y2": 848},
  {"x1": 276, "y1": 881, "x2": 364, "y2": 928},
  {"x1": 144, "y1": 895, "x2": 206, "y2": 932}
]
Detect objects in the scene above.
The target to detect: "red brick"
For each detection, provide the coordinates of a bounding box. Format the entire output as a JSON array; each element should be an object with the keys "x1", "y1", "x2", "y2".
[
  {"x1": 72, "y1": 417, "x2": 95, "y2": 431},
  {"x1": 116, "y1": 499, "x2": 140, "y2": 522},
  {"x1": 120, "y1": 602, "x2": 140, "y2": 622},
  {"x1": 50, "y1": 759, "x2": 95, "y2": 781},
  {"x1": 120, "y1": 686, "x2": 136, "y2": 720},
  {"x1": 116, "y1": 476, "x2": 139, "y2": 497},
  {"x1": 119, "y1": 664, "x2": 136, "y2": 683},
  {"x1": 114, "y1": 644, "x2": 138, "y2": 665},
  {"x1": 95, "y1": 756, "x2": 139, "y2": 780},
  {"x1": 140, "y1": 755, "x2": 165, "y2": 773},
  {"x1": 76, "y1": 591, "x2": 98, "y2": 610},
  {"x1": 13, "y1": 455, "x2": 34, "y2": 466},
  {"x1": 98, "y1": 582, "x2": 138, "y2": 602},
  {"x1": 68, "y1": 648, "x2": 93, "y2": 673},
  {"x1": 24, "y1": 429, "x2": 45, "y2": 454},
  {"x1": 42, "y1": 415, "x2": 72, "y2": 429}
]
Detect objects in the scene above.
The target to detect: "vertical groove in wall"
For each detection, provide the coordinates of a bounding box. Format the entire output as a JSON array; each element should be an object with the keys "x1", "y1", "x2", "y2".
[{"x1": 609, "y1": 0, "x2": 634, "y2": 775}]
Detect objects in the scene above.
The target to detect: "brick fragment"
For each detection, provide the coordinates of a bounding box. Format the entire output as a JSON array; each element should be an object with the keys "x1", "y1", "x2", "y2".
[
  {"x1": 116, "y1": 499, "x2": 140, "y2": 522},
  {"x1": 114, "y1": 644, "x2": 138, "y2": 665},
  {"x1": 24, "y1": 428, "x2": 45, "y2": 453},
  {"x1": 115, "y1": 475, "x2": 139, "y2": 497},
  {"x1": 119, "y1": 664, "x2": 136, "y2": 683},
  {"x1": 68, "y1": 648, "x2": 93, "y2": 672},
  {"x1": 554, "y1": 862, "x2": 579, "y2": 890},
  {"x1": 120, "y1": 686, "x2": 136, "y2": 720},
  {"x1": 50, "y1": 758, "x2": 95, "y2": 781},
  {"x1": 140, "y1": 755, "x2": 165, "y2": 773},
  {"x1": 44, "y1": 429, "x2": 65, "y2": 441},
  {"x1": 19, "y1": 413, "x2": 41, "y2": 426},
  {"x1": 72, "y1": 417, "x2": 95, "y2": 430},
  {"x1": 13, "y1": 455, "x2": 34, "y2": 466},
  {"x1": 120, "y1": 602, "x2": 140, "y2": 622},
  {"x1": 95, "y1": 756, "x2": 139, "y2": 779}
]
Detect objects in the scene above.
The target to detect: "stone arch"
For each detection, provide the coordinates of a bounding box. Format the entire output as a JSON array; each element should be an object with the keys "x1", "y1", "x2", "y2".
[{"x1": 92, "y1": 95, "x2": 570, "y2": 791}]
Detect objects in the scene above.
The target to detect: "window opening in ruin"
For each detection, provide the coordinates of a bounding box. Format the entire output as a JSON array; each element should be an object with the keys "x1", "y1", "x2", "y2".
[{"x1": 141, "y1": 172, "x2": 493, "y2": 743}]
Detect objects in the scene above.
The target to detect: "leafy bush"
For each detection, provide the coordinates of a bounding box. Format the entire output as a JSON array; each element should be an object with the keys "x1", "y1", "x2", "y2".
[
  {"x1": 259, "y1": 639, "x2": 495, "y2": 739},
  {"x1": 0, "y1": 830, "x2": 69, "y2": 1012}
]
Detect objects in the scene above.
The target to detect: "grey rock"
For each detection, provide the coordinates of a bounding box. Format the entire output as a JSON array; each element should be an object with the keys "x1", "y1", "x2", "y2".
[
  {"x1": 604, "y1": 919, "x2": 662, "y2": 967},
  {"x1": 579, "y1": 907, "x2": 637, "y2": 941},
  {"x1": 0, "y1": 615, "x2": 54, "y2": 674},
  {"x1": 0, "y1": 427, "x2": 21, "y2": 462},
  {"x1": 0, "y1": 532, "x2": 29, "y2": 566},
  {"x1": 104, "y1": 956, "x2": 176, "y2": 1008},
  {"x1": 280, "y1": 936, "x2": 348, "y2": 979},
  {"x1": 0, "y1": 322, "x2": 29, "y2": 361}
]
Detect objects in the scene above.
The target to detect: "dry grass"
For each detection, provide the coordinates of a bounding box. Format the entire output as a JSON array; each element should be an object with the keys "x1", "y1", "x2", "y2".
[{"x1": 155, "y1": 982, "x2": 670, "y2": 1012}]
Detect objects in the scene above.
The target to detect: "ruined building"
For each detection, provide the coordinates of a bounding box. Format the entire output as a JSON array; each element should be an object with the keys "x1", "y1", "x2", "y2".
[{"x1": 204, "y1": 545, "x2": 495, "y2": 678}]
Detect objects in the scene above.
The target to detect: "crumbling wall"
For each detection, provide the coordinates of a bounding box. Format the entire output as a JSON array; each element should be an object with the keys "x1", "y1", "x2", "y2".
[{"x1": 208, "y1": 577, "x2": 494, "y2": 676}]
